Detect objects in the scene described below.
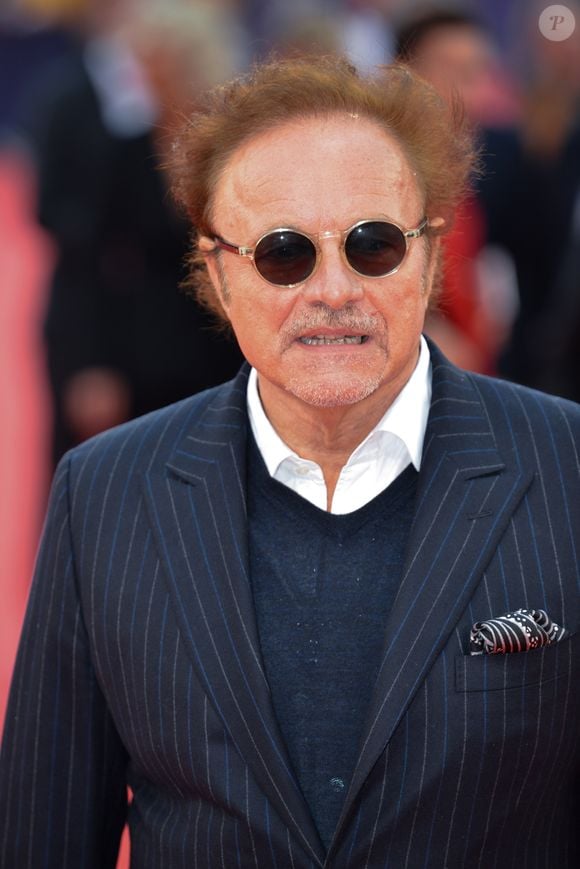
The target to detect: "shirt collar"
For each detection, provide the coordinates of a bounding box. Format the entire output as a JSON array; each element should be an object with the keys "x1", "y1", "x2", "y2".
[{"x1": 247, "y1": 334, "x2": 432, "y2": 477}]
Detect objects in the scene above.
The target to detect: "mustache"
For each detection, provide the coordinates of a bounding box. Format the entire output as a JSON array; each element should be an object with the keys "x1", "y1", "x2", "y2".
[{"x1": 283, "y1": 307, "x2": 380, "y2": 341}]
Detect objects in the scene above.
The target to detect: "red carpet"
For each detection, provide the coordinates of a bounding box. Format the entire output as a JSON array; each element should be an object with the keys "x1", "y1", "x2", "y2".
[{"x1": 0, "y1": 150, "x2": 52, "y2": 730}]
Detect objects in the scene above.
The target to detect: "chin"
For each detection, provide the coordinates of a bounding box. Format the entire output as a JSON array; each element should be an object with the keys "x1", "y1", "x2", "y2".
[{"x1": 284, "y1": 375, "x2": 383, "y2": 408}]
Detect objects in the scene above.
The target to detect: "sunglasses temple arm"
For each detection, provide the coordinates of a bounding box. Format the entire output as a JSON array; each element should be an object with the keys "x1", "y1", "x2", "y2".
[
  {"x1": 213, "y1": 236, "x2": 254, "y2": 258},
  {"x1": 404, "y1": 217, "x2": 429, "y2": 239}
]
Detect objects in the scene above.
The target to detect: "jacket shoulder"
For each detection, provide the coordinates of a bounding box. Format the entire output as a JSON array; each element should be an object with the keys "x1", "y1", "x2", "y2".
[
  {"x1": 466, "y1": 371, "x2": 580, "y2": 449},
  {"x1": 469, "y1": 372, "x2": 580, "y2": 417}
]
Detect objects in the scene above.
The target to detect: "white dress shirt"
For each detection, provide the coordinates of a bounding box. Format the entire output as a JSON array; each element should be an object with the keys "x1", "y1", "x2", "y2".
[{"x1": 247, "y1": 335, "x2": 432, "y2": 514}]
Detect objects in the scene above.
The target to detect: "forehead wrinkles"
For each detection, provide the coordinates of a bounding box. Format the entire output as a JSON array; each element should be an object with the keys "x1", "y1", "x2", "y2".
[
  {"x1": 211, "y1": 143, "x2": 283, "y2": 232},
  {"x1": 211, "y1": 116, "x2": 422, "y2": 233}
]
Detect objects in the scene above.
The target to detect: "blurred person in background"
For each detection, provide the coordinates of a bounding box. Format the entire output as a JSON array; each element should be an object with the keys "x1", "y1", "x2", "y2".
[
  {"x1": 269, "y1": 11, "x2": 344, "y2": 60},
  {"x1": 340, "y1": 0, "x2": 398, "y2": 71},
  {"x1": 497, "y1": 0, "x2": 580, "y2": 394},
  {"x1": 534, "y1": 183, "x2": 580, "y2": 403},
  {"x1": 246, "y1": 0, "x2": 398, "y2": 67},
  {"x1": 0, "y1": 0, "x2": 77, "y2": 142},
  {"x1": 23, "y1": 0, "x2": 245, "y2": 464},
  {"x1": 395, "y1": 5, "x2": 522, "y2": 373},
  {"x1": 247, "y1": 0, "x2": 334, "y2": 56}
]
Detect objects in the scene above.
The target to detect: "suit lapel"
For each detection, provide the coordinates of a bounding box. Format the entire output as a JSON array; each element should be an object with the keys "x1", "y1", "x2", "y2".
[
  {"x1": 332, "y1": 345, "x2": 535, "y2": 846},
  {"x1": 142, "y1": 369, "x2": 325, "y2": 866}
]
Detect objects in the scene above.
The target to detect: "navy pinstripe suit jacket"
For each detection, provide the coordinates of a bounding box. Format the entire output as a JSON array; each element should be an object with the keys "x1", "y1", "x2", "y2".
[{"x1": 1, "y1": 342, "x2": 579, "y2": 868}]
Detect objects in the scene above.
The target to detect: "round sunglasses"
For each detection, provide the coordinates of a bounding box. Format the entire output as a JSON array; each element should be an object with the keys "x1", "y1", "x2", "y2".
[{"x1": 210, "y1": 216, "x2": 429, "y2": 287}]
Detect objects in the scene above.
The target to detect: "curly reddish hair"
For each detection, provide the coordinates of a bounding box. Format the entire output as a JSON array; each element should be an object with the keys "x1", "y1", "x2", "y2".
[{"x1": 169, "y1": 55, "x2": 478, "y2": 322}]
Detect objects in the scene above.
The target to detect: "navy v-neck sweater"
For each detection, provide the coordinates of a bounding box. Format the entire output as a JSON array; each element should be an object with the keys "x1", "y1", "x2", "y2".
[{"x1": 247, "y1": 433, "x2": 418, "y2": 850}]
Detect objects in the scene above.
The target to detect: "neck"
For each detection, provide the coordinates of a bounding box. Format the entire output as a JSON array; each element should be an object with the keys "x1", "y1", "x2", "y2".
[{"x1": 257, "y1": 368, "x2": 415, "y2": 509}]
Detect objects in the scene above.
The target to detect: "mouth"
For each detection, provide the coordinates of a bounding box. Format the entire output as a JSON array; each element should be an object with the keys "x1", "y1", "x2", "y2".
[{"x1": 298, "y1": 335, "x2": 370, "y2": 346}]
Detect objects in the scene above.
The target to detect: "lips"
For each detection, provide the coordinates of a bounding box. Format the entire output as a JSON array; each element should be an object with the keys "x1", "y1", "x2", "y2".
[{"x1": 298, "y1": 335, "x2": 368, "y2": 345}]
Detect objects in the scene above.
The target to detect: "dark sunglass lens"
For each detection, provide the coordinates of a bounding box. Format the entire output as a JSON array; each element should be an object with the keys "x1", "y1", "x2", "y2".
[
  {"x1": 254, "y1": 231, "x2": 316, "y2": 285},
  {"x1": 345, "y1": 221, "x2": 406, "y2": 277}
]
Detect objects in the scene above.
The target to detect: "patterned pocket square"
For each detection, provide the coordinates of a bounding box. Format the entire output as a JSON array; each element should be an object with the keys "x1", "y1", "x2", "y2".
[{"x1": 469, "y1": 608, "x2": 566, "y2": 655}]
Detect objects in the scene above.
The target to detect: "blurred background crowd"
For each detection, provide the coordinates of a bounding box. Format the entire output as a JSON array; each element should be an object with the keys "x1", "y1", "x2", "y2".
[{"x1": 2, "y1": 0, "x2": 580, "y2": 862}]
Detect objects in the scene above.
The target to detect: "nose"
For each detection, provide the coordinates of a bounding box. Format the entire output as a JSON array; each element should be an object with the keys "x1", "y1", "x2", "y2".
[{"x1": 300, "y1": 236, "x2": 364, "y2": 309}]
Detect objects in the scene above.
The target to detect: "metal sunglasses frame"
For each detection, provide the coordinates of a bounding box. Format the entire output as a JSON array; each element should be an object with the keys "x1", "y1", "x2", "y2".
[{"x1": 209, "y1": 216, "x2": 430, "y2": 287}]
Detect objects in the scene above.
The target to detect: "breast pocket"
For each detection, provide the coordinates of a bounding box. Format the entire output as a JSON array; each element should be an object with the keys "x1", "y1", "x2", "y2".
[{"x1": 455, "y1": 631, "x2": 580, "y2": 692}]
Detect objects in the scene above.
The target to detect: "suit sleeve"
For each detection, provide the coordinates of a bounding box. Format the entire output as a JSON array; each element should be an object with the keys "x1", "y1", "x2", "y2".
[{"x1": 0, "y1": 455, "x2": 128, "y2": 868}]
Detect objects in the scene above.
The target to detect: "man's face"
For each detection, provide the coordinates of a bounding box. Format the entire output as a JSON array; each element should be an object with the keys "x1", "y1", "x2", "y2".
[
  {"x1": 204, "y1": 114, "x2": 436, "y2": 414},
  {"x1": 411, "y1": 26, "x2": 497, "y2": 124}
]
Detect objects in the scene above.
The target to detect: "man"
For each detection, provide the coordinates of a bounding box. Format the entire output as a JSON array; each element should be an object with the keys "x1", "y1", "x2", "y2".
[
  {"x1": 26, "y1": 1, "x2": 243, "y2": 464},
  {"x1": 1, "y1": 56, "x2": 579, "y2": 867},
  {"x1": 394, "y1": 8, "x2": 521, "y2": 376}
]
